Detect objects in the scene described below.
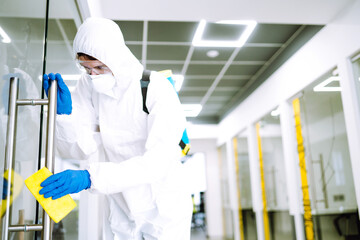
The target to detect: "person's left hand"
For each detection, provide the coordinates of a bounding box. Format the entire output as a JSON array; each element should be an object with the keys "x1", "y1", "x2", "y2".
[
  {"x1": 39, "y1": 170, "x2": 91, "y2": 200},
  {"x1": 43, "y1": 73, "x2": 72, "y2": 115}
]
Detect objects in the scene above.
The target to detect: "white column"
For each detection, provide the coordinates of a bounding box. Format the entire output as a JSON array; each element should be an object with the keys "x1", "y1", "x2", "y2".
[
  {"x1": 338, "y1": 58, "x2": 360, "y2": 217},
  {"x1": 279, "y1": 101, "x2": 305, "y2": 240},
  {"x1": 247, "y1": 124, "x2": 264, "y2": 240},
  {"x1": 225, "y1": 139, "x2": 240, "y2": 240}
]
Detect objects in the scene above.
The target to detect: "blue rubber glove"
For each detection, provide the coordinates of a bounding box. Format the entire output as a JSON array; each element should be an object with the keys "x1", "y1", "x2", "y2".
[
  {"x1": 43, "y1": 73, "x2": 72, "y2": 115},
  {"x1": 39, "y1": 170, "x2": 91, "y2": 200}
]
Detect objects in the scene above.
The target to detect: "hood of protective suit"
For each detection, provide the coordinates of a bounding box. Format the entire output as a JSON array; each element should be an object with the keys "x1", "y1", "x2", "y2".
[{"x1": 73, "y1": 17, "x2": 143, "y2": 92}]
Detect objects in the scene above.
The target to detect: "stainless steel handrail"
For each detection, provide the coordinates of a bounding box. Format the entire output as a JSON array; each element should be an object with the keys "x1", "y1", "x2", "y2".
[
  {"x1": 16, "y1": 99, "x2": 49, "y2": 105},
  {"x1": 2, "y1": 77, "x2": 19, "y2": 240},
  {"x1": 42, "y1": 78, "x2": 57, "y2": 240},
  {"x1": 9, "y1": 224, "x2": 43, "y2": 232},
  {"x1": 2, "y1": 77, "x2": 57, "y2": 240}
]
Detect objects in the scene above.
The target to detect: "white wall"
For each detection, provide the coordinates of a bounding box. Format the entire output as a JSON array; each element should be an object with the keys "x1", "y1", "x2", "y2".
[{"x1": 190, "y1": 139, "x2": 223, "y2": 239}]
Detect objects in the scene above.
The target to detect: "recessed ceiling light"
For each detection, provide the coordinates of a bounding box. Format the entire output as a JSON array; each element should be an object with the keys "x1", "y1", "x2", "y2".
[
  {"x1": 192, "y1": 19, "x2": 257, "y2": 48},
  {"x1": 0, "y1": 26, "x2": 11, "y2": 43},
  {"x1": 182, "y1": 104, "x2": 202, "y2": 117},
  {"x1": 313, "y1": 76, "x2": 341, "y2": 92},
  {"x1": 206, "y1": 50, "x2": 219, "y2": 58}
]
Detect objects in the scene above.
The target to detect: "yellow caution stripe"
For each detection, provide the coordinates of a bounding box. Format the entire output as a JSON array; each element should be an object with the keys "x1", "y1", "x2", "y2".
[
  {"x1": 292, "y1": 98, "x2": 315, "y2": 240},
  {"x1": 256, "y1": 123, "x2": 270, "y2": 240},
  {"x1": 233, "y1": 138, "x2": 245, "y2": 240},
  {"x1": 217, "y1": 147, "x2": 227, "y2": 235}
]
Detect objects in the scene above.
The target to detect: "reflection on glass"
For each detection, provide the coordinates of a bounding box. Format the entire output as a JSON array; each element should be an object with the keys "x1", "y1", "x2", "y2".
[
  {"x1": 298, "y1": 70, "x2": 357, "y2": 240},
  {"x1": 352, "y1": 54, "x2": 360, "y2": 106},
  {"x1": 45, "y1": 15, "x2": 81, "y2": 239},
  {"x1": 1, "y1": 0, "x2": 81, "y2": 237},
  {"x1": 0, "y1": 10, "x2": 45, "y2": 238},
  {"x1": 258, "y1": 110, "x2": 293, "y2": 239},
  {"x1": 236, "y1": 135, "x2": 257, "y2": 240},
  {"x1": 218, "y1": 144, "x2": 234, "y2": 239}
]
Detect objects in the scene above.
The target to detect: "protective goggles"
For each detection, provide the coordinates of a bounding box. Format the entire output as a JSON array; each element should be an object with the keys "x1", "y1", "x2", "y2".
[{"x1": 76, "y1": 60, "x2": 112, "y2": 75}]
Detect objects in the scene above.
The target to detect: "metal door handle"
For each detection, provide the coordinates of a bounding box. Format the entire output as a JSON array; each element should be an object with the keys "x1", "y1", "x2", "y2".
[{"x1": 2, "y1": 76, "x2": 57, "y2": 240}]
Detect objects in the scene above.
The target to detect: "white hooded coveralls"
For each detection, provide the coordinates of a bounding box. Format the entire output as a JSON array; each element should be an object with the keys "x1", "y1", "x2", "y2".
[{"x1": 55, "y1": 18, "x2": 193, "y2": 239}]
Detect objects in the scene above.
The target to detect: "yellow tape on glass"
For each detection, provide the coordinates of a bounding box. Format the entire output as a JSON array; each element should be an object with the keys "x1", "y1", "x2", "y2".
[
  {"x1": 292, "y1": 98, "x2": 315, "y2": 240},
  {"x1": 256, "y1": 123, "x2": 270, "y2": 240},
  {"x1": 232, "y1": 137, "x2": 245, "y2": 240}
]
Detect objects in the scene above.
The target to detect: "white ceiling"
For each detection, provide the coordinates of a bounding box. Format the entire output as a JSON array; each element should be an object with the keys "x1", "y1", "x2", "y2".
[
  {"x1": 0, "y1": 0, "x2": 355, "y2": 25},
  {"x1": 95, "y1": 0, "x2": 355, "y2": 24}
]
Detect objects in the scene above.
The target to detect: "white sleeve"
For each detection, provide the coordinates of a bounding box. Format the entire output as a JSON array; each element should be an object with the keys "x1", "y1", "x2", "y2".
[
  {"x1": 87, "y1": 72, "x2": 186, "y2": 194},
  {"x1": 55, "y1": 75, "x2": 102, "y2": 160}
]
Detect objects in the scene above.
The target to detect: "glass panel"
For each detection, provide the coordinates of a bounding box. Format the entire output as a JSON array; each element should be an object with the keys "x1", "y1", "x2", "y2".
[
  {"x1": 236, "y1": 136, "x2": 252, "y2": 209},
  {"x1": 352, "y1": 54, "x2": 360, "y2": 106},
  {"x1": 45, "y1": 9, "x2": 82, "y2": 239},
  {"x1": 258, "y1": 109, "x2": 294, "y2": 239},
  {"x1": 236, "y1": 134, "x2": 257, "y2": 239},
  {"x1": 298, "y1": 70, "x2": 358, "y2": 239},
  {"x1": 218, "y1": 144, "x2": 234, "y2": 239},
  {"x1": 0, "y1": 0, "x2": 46, "y2": 237}
]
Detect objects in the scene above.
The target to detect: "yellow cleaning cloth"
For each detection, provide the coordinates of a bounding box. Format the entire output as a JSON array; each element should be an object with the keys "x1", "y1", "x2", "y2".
[{"x1": 25, "y1": 167, "x2": 76, "y2": 223}]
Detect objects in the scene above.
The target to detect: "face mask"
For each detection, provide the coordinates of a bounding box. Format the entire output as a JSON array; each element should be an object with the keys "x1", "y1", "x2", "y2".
[{"x1": 89, "y1": 74, "x2": 116, "y2": 93}]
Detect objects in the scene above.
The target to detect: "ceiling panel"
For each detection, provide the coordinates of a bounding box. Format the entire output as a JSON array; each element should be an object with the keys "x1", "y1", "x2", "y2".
[
  {"x1": 179, "y1": 96, "x2": 203, "y2": 103},
  {"x1": 60, "y1": 19, "x2": 77, "y2": 40},
  {"x1": 235, "y1": 47, "x2": 280, "y2": 61},
  {"x1": 179, "y1": 90, "x2": 207, "y2": 97},
  {"x1": 186, "y1": 64, "x2": 224, "y2": 75},
  {"x1": 147, "y1": 45, "x2": 189, "y2": 60},
  {"x1": 248, "y1": 24, "x2": 301, "y2": 43},
  {"x1": 146, "y1": 63, "x2": 183, "y2": 73},
  {"x1": 127, "y1": 45, "x2": 142, "y2": 60},
  {"x1": 148, "y1": 21, "x2": 197, "y2": 42},
  {"x1": 217, "y1": 78, "x2": 249, "y2": 88},
  {"x1": 48, "y1": 20, "x2": 66, "y2": 41},
  {"x1": 47, "y1": 43, "x2": 73, "y2": 60},
  {"x1": 225, "y1": 65, "x2": 262, "y2": 75},
  {"x1": 115, "y1": 21, "x2": 143, "y2": 41},
  {"x1": 207, "y1": 95, "x2": 232, "y2": 103},
  {"x1": 184, "y1": 78, "x2": 215, "y2": 87}
]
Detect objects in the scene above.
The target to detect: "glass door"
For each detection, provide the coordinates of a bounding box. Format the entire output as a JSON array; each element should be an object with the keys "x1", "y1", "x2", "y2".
[
  {"x1": 218, "y1": 144, "x2": 234, "y2": 239},
  {"x1": 1, "y1": 0, "x2": 84, "y2": 238},
  {"x1": 297, "y1": 70, "x2": 358, "y2": 239},
  {"x1": 235, "y1": 134, "x2": 258, "y2": 240},
  {"x1": 257, "y1": 109, "x2": 294, "y2": 240},
  {"x1": 0, "y1": 0, "x2": 47, "y2": 238}
]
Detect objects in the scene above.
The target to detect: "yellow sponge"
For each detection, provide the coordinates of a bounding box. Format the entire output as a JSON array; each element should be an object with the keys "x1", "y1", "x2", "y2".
[{"x1": 25, "y1": 167, "x2": 76, "y2": 223}]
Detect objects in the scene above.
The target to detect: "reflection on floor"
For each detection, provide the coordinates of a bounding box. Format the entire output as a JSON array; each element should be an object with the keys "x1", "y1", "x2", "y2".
[
  {"x1": 191, "y1": 227, "x2": 226, "y2": 240},
  {"x1": 191, "y1": 228, "x2": 207, "y2": 240}
]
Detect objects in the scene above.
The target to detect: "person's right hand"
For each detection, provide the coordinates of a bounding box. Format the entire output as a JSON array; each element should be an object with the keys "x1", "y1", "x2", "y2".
[{"x1": 43, "y1": 73, "x2": 72, "y2": 115}]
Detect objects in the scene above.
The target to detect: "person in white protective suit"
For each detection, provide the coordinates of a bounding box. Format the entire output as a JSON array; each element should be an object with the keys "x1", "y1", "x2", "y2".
[{"x1": 39, "y1": 17, "x2": 193, "y2": 239}]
